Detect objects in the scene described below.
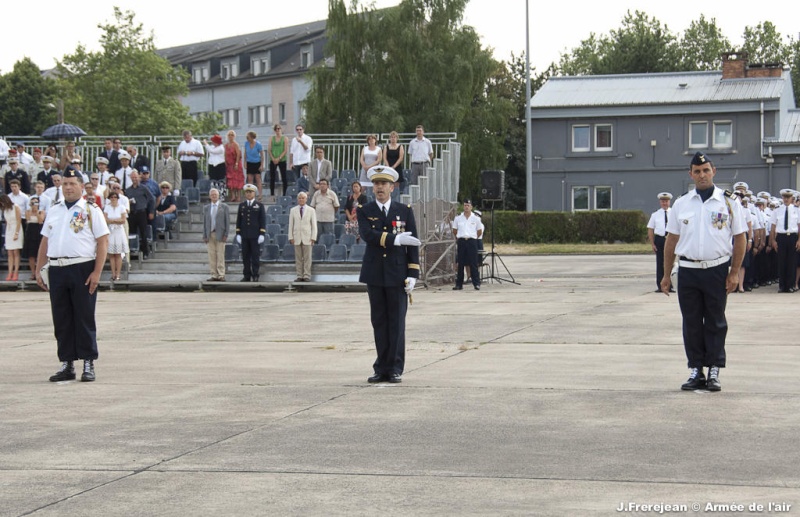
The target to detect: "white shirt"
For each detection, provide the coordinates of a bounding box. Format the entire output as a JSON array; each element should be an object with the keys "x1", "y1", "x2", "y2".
[
  {"x1": 646, "y1": 207, "x2": 671, "y2": 237},
  {"x1": 408, "y1": 136, "x2": 433, "y2": 163},
  {"x1": 376, "y1": 199, "x2": 391, "y2": 216},
  {"x1": 205, "y1": 144, "x2": 225, "y2": 167},
  {"x1": 18, "y1": 151, "x2": 34, "y2": 167},
  {"x1": 41, "y1": 198, "x2": 109, "y2": 258},
  {"x1": 0, "y1": 139, "x2": 9, "y2": 160},
  {"x1": 9, "y1": 192, "x2": 29, "y2": 219},
  {"x1": 748, "y1": 205, "x2": 764, "y2": 230},
  {"x1": 115, "y1": 167, "x2": 133, "y2": 189},
  {"x1": 666, "y1": 187, "x2": 747, "y2": 261},
  {"x1": 769, "y1": 204, "x2": 800, "y2": 234},
  {"x1": 177, "y1": 138, "x2": 204, "y2": 162},
  {"x1": 452, "y1": 212, "x2": 484, "y2": 239},
  {"x1": 44, "y1": 186, "x2": 63, "y2": 203},
  {"x1": 35, "y1": 193, "x2": 52, "y2": 215},
  {"x1": 289, "y1": 134, "x2": 313, "y2": 166}
]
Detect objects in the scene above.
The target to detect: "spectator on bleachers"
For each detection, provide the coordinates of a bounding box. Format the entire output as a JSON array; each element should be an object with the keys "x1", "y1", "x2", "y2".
[
  {"x1": 4, "y1": 157, "x2": 31, "y2": 194},
  {"x1": 359, "y1": 134, "x2": 382, "y2": 185},
  {"x1": 59, "y1": 141, "x2": 79, "y2": 171},
  {"x1": 1, "y1": 193, "x2": 23, "y2": 281},
  {"x1": 44, "y1": 174, "x2": 63, "y2": 204},
  {"x1": 25, "y1": 185, "x2": 46, "y2": 275},
  {"x1": 203, "y1": 134, "x2": 226, "y2": 183},
  {"x1": 296, "y1": 163, "x2": 310, "y2": 193},
  {"x1": 267, "y1": 124, "x2": 289, "y2": 199},
  {"x1": 139, "y1": 166, "x2": 160, "y2": 198},
  {"x1": 89, "y1": 172, "x2": 106, "y2": 200},
  {"x1": 28, "y1": 147, "x2": 45, "y2": 182},
  {"x1": 310, "y1": 178, "x2": 339, "y2": 237},
  {"x1": 83, "y1": 180, "x2": 103, "y2": 209},
  {"x1": 345, "y1": 181, "x2": 368, "y2": 243},
  {"x1": 38, "y1": 156, "x2": 59, "y2": 188},
  {"x1": 94, "y1": 157, "x2": 112, "y2": 186},
  {"x1": 155, "y1": 146, "x2": 182, "y2": 196},
  {"x1": 225, "y1": 130, "x2": 244, "y2": 203},
  {"x1": 103, "y1": 191, "x2": 128, "y2": 281},
  {"x1": 309, "y1": 146, "x2": 333, "y2": 195},
  {"x1": 384, "y1": 130, "x2": 406, "y2": 192},
  {"x1": 8, "y1": 179, "x2": 29, "y2": 228},
  {"x1": 288, "y1": 191, "x2": 317, "y2": 282},
  {"x1": 156, "y1": 182, "x2": 178, "y2": 231}
]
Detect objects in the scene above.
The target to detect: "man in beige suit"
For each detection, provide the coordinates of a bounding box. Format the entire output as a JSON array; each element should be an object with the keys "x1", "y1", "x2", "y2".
[
  {"x1": 288, "y1": 191, "x2": 317, "y2": 281},
  {"x1": 203, "y1": 188, "x2": 231, "y2": 281},
  {"x1": 155, "y1": 146, "x2": 183, "y2": 195},
  {"x1": 309, "y1": 146, "x2": 333, "y2": 194}
]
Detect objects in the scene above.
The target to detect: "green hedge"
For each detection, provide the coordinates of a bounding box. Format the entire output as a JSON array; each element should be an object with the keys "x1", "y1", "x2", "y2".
[{"x1": 482, "y1": 210, "x2": 648, "y2": 244}]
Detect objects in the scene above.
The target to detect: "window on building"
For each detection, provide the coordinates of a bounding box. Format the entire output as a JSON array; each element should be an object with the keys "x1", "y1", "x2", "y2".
[
  {"x1": 279, "y1": 103, "x2": 286, "y2": 123},
  {"x1": 572, "y1": 126, "x2": 590, "y2": 152},
  {"x1": 248, "y1": 105, "x2": 272, "y2": 126},
  {"x1": 595, "y1": 124, "x2": 612, "y2": 151},
  {"x1": 221, "y1": 62, "x2": 239, "y2": 80},
  {"x1": 252, "y1": 53, "x2": 271, "y2": 76},
  {"x1": 713, "y1": 121, "x2": 732, "y2": 148},
  {"x1": 572, "y1": 187, "x2": 589, "y2": 211},
  {"x1": 297, "y1": 101, "x2": 307, "y2": 123},
  {"x1": 689, "y1": 121, "x2": 708, "y2": 148},
  {"x1": 595, "y1": 186, "x2": 612, "y2": 210},
  {"x1": 220, "y1": 109, "x2": 240, "y2": 127},
  {"x1": 192, "y1": 66, "x2": 209, "y2": 84},
  {"x1": 301, "y1": 46, "x2": 313, "y2": 69}
]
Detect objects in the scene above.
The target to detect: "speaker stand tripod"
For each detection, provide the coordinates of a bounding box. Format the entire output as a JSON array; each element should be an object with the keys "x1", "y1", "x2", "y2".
[{"x1": 481, "y1": 201, "x2": 518, "y2": 285}]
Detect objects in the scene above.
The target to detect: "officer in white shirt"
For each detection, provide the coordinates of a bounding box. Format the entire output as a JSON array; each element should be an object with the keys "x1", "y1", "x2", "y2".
[
  {"x1": 768, "y1": 188, "x2": 800, "y2": 293},
  {"x1": 646, "y1": 192, "x2": 673, "y2": 292},
  {"x1": 662, "y1": 151, "x2": 746, "y2": 392},
  {"x1": 176, "y1": 129, "x2": 204, "y2": 184},
  {"x1": 114, "y1": 151, "x2": 134, "y2": 191},
  {"x1": 451, "y1": 199, "x2": 484, "y2": 290},
  {"x1": 35, "y1": 166, "x2": 109, "y2": 383}
]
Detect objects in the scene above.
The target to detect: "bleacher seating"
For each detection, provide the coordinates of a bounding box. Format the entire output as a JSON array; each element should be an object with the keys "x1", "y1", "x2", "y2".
[
  {"x1": 311, "y1": 244, "x2": 327, "y2": 262},
  {"x1": 338, "y1": 233, "x2": 357, "y2": 249},
  {"x1": 260, "y1": 244, "x2": 280, "y2": 263},
  {"x1": 180, "y1": 179, "x2": 194, "y2": 191},
  {"x1": 278, "y1": 243, "x2": 295, "y2": 263},
  {"x1": 328, "y1": 244, "x2": 348, "y2": 262},
  {"x1": 347, "y1": 243, "x2": 366, "y2": 262}
]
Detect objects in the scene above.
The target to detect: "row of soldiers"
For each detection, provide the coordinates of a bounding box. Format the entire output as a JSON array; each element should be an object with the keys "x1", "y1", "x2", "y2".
[{"x1": 649, "y1": 182, "x2": 800, "y2": 293}]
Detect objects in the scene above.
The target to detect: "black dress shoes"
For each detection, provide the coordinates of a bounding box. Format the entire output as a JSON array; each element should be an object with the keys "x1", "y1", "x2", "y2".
[
  {"x1": 240, "y1": 277, "x2": 250, "y2": 282},
  {"x1": 474, "y1": 285, "x2": 480, "y2": 290},
  {"x1": 453, "y1": 286, "x2": 463, "y2": 290},
  {"x1": 368, "y1": 373, "x2": 387, "y2": 383},
  {"x1": 681, "y1": 368, "x2": 706, "y2": 390},
  {"x1": 388, "y1": 373, "x2": 402, "y2": 383},
  {"x1": 81, "y1": 360, "x2": 95, "y2": 382},
  {"x1": 49, "y1": 361, "x2": 75, "y2": 382},
  {"x1": 253, "y1": 275, "x2": 260, "y2": 282},
  {"x1": 706, "y1": 366, "x2": 721, "y2": 392}
]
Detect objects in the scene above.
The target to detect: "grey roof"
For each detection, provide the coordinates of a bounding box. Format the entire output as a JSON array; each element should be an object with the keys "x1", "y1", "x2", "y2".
[
  {"x1": 157, "y1": 19, "x2": 327, "y2": 64},
  {"x1": 531, "y1": 71, "x2": 788, "y2": 109},
  {"x1": 768, "y1": 110, "x2": 800, "y2": 143}
]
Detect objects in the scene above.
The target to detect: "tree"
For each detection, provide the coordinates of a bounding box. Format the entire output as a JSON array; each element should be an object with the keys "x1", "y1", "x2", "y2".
[
  {"x1": 55, "y1": 8, "x2": 195, "y2": 135},
  {"x1": 305, "y1": 0, "x2": 512, "y2": 202},
  {"x1": 742, "y1": 21, "x2": 790, "y2": 64},
  {"x1": 0, "y1": 58, "x2": 56, "y2": 135},
  {"x1": 678, "y1": 15, "x2": 731, "y2": 71}
]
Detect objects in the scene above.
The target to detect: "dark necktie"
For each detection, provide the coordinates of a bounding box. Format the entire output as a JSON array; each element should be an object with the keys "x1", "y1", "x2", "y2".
[
  {"x1": 55, "y1": 188, "x2": 60, "y2": 202},
  {"x1": 300, "y1": 205, "x2": 304, "y2": 217},
  {"x1": 382, "y1": 205, "x2": 387, "y2": 217},
  {"x1": 785, "y1": 207, "x2": 789, "y2": 231},
  {"x1": 664, "y1": 210, "x2": 667, "y2": 227}
]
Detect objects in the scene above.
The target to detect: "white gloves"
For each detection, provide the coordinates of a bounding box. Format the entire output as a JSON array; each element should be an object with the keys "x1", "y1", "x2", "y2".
[
  {"x1": 394, "y1": 232, "x2": 421, "y2": 247},
  {"x1": 235, "y1": 235, "x2": 242, "y2": 244},
  {"x1": 258, "y1": 235, "x2": 265, "y2": 245},
  {"x1": 404, "y1": 277, "x2": 416, "y2": 294},
  {"x1": 173, "y1": 189, "x2": 180, "y2": 196}
]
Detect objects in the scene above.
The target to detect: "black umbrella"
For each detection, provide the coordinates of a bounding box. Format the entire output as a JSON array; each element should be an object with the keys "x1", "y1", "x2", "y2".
[{"x1": 41, "y1": 123, "x2": 87, "y2": 139}]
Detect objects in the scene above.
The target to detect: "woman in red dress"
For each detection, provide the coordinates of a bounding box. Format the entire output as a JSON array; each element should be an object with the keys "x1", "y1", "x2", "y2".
[{"x1": 225, "y1": 130, "x2": 244, "y2": 202}]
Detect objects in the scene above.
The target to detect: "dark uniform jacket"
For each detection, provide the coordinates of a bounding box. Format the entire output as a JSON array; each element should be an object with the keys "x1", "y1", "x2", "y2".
[
  {"x1": 235, "y1": 200, "x2": 267, "y2": 238},
  {"x1": 357, "y1": 200, "x2": 421, "y2": 286},
  {"x1": 5, "y1": 169, "x2": 31, "y2": 194}
]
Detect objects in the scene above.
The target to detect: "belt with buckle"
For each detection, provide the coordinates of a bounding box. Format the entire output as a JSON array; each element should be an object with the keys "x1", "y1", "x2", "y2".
[
  {"x1": 48, "y1": 257, "x2": 94, "y2": 267},
  {"x1": 678, "y1": 256, "x2": 729, "y2": 269}
]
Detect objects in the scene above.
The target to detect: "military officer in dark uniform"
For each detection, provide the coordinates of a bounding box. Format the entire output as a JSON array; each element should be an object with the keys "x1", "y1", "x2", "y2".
[
  {"x1": 358, "y1": 166, "x2": 421, "y2": 383},
  {"x1": 235, "y1": 184, "x2": 267, "y2": 282},
  {"x1": 35, "y1": 165, "x2": 109, "y2": 382},
  {"x1": 661, "y1": 152, "x2": 746, "y2": 392}
]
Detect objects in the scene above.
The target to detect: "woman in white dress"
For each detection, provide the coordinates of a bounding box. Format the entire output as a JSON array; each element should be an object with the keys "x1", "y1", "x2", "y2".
[
  {"x1": 359, "y1": 134, "x2": 382, "y2": 185},
  {"x1": 103, "y1": 192, "x2": 129, "y2": 281},
  {"x1": 1, "y1": 193, "x2": 23, "y2": 281}
]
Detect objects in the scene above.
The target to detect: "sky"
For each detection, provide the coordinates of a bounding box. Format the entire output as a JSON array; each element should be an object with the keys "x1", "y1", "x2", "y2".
[{"x1": 3, "y1": 0, "x2": 797, "y2": 75}]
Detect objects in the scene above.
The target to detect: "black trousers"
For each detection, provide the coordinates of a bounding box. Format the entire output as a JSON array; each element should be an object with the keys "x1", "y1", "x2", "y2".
[
  {"x1": 49, "y1": 260, "x2": 99, "y2": 362},
  {"x1": 677, "y1": 261, "x2": 729, "y2": 368},
  {"x1": 268, "y1": 161, "x2": 288, "y2": 196},
  {"x1": 241, "y1": 237, "x2": 260, "y2": 279},
  {"x1": 367, "y1": 284, "x2": 407, "y2": 375},
  {"x1": 456, "y1": 238, "x2": 480, "y2": 287},
  {"x1": 755, "y1": 247, "x2": 768, "y2": 284},
  {"x1": 744, "y1": 247, "x2": 756, "y2": 288},
  {"x1": 654, "y1": 234, "x2": 666, "y2": 289},
  {"x1": 129, "y1": 210, "x2": 149, "y2": 255},
  {"x1": 776, "y1": 233, "x2": 798, "y2": 291},
  {"x1": 181, "y1": 161, "x2": 199, "y2": 183}
]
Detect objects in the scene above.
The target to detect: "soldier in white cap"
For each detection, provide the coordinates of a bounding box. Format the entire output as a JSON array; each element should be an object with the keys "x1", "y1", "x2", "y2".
[
  {"x1": 359, "y1": 165, "x2": 421, "y2": 384},
  {"x1": 768, "y1": 188, "x2": 800, "y2": 292},
  {"x1": 647, "y1": 192, "x2": 673, "y2": 292}
]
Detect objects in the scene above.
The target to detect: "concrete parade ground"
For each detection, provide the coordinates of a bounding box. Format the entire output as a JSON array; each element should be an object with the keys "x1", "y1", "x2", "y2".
[{"x1": 1, "y1": 255, "x2": 799, "y2": 516}]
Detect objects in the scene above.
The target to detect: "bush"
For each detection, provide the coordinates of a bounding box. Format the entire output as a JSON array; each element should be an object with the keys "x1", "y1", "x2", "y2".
[{"x1": 482, "y1": 211, "x2": 647, "y2": 244}]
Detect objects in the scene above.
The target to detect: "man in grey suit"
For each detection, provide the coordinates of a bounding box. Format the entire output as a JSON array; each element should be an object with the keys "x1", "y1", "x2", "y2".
[
  {"x1": 203, "y1": 188, "x2": 231, "y2": 281},
  {"x1": 309, "y1": 146, "x2": 333, "y2": 195}
]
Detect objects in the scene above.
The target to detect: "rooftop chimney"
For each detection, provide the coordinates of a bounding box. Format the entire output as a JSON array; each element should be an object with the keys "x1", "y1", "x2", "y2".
[{"x1": 722, "y1": 52, "x2": 748, "y2": 79}]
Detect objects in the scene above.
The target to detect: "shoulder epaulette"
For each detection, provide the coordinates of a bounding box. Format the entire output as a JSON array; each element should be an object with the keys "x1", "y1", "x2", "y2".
[{"x1": 724, "y1": 189, "x2": 737, "y2": 199}]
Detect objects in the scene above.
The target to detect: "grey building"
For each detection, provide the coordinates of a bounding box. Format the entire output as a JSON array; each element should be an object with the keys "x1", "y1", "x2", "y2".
[
  {"x1": 529, "y1": 53, "x2": 800, "y2": 213},
  {"x1": 157, "y1": 19, "x2": 327, "y2": 138}
]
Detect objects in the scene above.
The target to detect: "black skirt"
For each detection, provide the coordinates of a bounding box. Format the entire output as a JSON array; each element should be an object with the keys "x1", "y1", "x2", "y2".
[
  {"x1": 208, "y1": 162, "x2": 226, "y2": 181},
  {"x1": 24, "y1": 222, "x2": 42, "y2": 258}
]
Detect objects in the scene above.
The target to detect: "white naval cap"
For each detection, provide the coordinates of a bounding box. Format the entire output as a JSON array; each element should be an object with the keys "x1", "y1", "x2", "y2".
[
  {"x1": 367, "y1": 165, "x2": 399, "y2": 183},
  {"x1": 657, "y1": 192, "x2": 673, "y2": 200},
  {"x1": 733, "y1": 181, "x2": 749, "y2": 191}
]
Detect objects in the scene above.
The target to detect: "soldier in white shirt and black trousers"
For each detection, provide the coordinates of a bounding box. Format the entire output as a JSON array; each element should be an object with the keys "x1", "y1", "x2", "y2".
[
  {"x1": 647, "y1": 192, "x2": 673, "y2": 292},
  {"x1": 768, "y1": 188, "x2": 800, "y2": 293},
  {"x1": 35, "y1": 166, "x2": 109, "y2": 383},
  {"x1": 661, "y1": 152, "x2": 746, "y2": 392},
  {"x1": 452, "y1": 199, "x2": 484, "y2": 290}
]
